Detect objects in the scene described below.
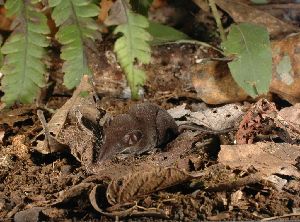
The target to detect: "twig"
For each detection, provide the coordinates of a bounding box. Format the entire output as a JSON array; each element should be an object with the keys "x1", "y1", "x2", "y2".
[
  {"x1": 261, "y1": 212, "x2": 300, "y2": 221},
  {"x1": 37, "y1": 109, "x2": 51, "y2": 153},
  {"x1": 205, "y1": 173, "x2": 261, "y2": 192},
  {"x1": 208, "y1": 0, "x2": 226, "y2": 42}
]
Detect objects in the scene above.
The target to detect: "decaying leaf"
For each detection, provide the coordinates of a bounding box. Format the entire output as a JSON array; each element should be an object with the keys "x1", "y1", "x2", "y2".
[
  {"x1": 89, "y1": 185, "x2": 168, "y2": 219},
  {"x1": 193, "y1": 33, "x2": 300, "y2": 104},
  {"x1": 51, "y1": 182, "x2": 96, "y2": 214},
  {"x1": 236, "y1": 99, "x2": 300, "y2": 144},
  {"x1": 0, "y1": 105, "x2": 35, "y2": 128},
  {"x1": 219, "y1": 142, "x2": 300, "y2": 178},
  {"x1": 187, "y1": 103, "x2": 244, "y2": 131},
  {"x1": 106, "y1": 166, "x2": 193, "y2": 204},
  {"x1": 270, "y1": 33, "x2": 300, "y2": 104},
  {"x1": 35, "y1": 75, "x2": 98, "y2": 154},
  {"x1": 11, "y1": 135, "x2": 29, "y2": 160},
  {"x1": 215, "y1": 0, "x2": 299, "y2": 38},
  {"x1": 104, "y1": 0, "x2": 127, "y2": 26},
  {"x1": 167, "y1": 103, "x2": 190, "y2": 119},
  {"x1": 278, "y1": 103, "x2": 300, "y2": 126},
  {"x1": 191, "y1": 60, "x2": 249, "y2": 104},
  {"x1": 236, "y1": 99, "x2": 277, "y2": 144}
]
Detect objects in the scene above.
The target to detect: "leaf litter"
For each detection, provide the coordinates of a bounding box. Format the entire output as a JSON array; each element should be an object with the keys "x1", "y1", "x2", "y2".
[{"x1": 1, "y1": 2, "x2": 300, "y2": 221}]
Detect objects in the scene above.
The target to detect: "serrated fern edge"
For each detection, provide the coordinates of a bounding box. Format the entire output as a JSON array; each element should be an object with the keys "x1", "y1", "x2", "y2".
[
  {"x1": 113, "y1": 10, "x2": 152, "y2": 99},
  {"x1": 0, "y1": 0, "x2": 49, "y2": 105},
  {"x1": 50, "y1": 0, "x2": 101, "y2": 89}
]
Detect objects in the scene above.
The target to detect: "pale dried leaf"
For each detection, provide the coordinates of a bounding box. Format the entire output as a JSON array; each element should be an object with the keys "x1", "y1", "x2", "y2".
[
  {"x1": 279, "y1": 103, "x2": 300, "y2": 126},
  {"x1": 266, "y1": 175, "x2": 287, "y2": 191},
  {"x1": 187, "y1": 104, "x2": 244, "y2": 130},
  {"x1": 219, "y1": 142, "x2": 300, "y2": 178},
  {"x1": 230, "y1": 190, "x2": 243, "y2": 207},
  {"x1": 167, "y1": 103, "x2": 190, "y2": 119},
  {"x1": 0, "y1": 131, "x2": 4, "y2": 143}
]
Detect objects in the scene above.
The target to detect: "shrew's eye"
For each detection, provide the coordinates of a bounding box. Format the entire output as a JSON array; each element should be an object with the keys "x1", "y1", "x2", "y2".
[{"x1": 123, "y1": 130, "x2": 143, "y2": 147}]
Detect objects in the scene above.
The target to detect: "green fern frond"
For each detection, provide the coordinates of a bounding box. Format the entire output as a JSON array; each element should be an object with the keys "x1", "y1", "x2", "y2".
[
  {"x1": 49, "y1": 0, "x2": 101, "y2": 89},
  {"x1": 0, "y1": 0, "x2": 50, "y2": 105},
  {"x1": 114, "y1": 8, "x2": 152, "y2": 99}
]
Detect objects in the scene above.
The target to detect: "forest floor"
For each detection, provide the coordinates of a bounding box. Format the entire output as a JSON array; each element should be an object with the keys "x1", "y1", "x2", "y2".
[{"x1": 1, "y1": 0, "x2": 300, "y2": 221}]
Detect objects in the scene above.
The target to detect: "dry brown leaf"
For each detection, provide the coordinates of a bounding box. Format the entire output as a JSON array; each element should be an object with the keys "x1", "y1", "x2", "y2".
[
  {"x1": 214, "y1": 0, "x2": 298, "y2": 38},
  {"x1": 106, "y1": 166, "x2": 193, "y2": 205},
  {"x1": 219, "y1": 142, "x2": 300, "y2": 178},
  {"x1": 0, "y1": 105, "x2": 35, "y2": 128},
  {"x1": 0, "y1": 7, "x2": 13, "y2": 31},
  {"x1": 98, "y1": 0, "x2": 114, "y2": 23},
  {"x1": 270, "y1": 34, "x2": 300, "y2": 104},
  {"x1": 191, "y1": 61, "x2": 249, "y2": 104},
  {"x1": 236, "y1": 99, "x2": 277, "y2": 144},
  {"x1": 11, "y1": 135, "x2": 29, "y2": 160},
  {"x1": 54, "y1": 182, "x2": 95, "y2": 205},
  {"x1": 237, "y1": 99, "x2": 300, "y2": 144},
  {"x1": 35, "y1": 75, "x2": 94, "y2": 154},
  {"x1": 104, "y1": 0, "x2": 127, "y2": 26}
]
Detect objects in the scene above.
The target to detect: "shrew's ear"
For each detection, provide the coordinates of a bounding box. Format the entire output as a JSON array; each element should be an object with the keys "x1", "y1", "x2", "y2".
[
  {"x1": 123, "y1": 130, "x2": 143, "y2": 147},
  {"x1": 103, "y1": 117, "x2": 113, "y2": 128}
]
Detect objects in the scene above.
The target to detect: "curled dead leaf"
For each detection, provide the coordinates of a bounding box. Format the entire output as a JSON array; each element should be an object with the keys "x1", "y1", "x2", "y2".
[
  {"x1": 89, "y1": 184, "x2": 167, "y2": 218},
  {"x1": 107, "y1": 166, "x2": 193, "y2": 205}
]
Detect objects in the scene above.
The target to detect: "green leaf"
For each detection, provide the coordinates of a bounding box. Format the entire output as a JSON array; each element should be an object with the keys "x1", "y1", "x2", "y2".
[
  {"x1": 49, "y1": 0, "x2": 61, "y2": 7},
  {"x1": 50, "y1": 0, "x2": 101, "y2": 89},
  {"x1": 5, "y1": 0, "x2": 22, "y2": 17},
  {"x1": 114, "y1": 10, "x2": 152, "y2": 99},
  {"x1": 1, "y1": 2, "x2": 50, "y2": 105},
  {"x1": 222, "y1": 23, "x2": 272, "y2": 97},
  {"x1": 74, "y1": 4, "x2": 99, "y2": 17},
  {"x1": 148, "y1": 22, "x2": 190, "y2": 45}
]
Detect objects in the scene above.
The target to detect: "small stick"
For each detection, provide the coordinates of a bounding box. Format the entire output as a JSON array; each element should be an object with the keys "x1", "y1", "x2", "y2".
[{"x1": 37, "y1": 109, "x2": 51, "y2": 153}]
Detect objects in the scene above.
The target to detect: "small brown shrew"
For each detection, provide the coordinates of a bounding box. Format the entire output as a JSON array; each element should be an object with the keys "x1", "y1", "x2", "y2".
[{"x1": 97, "y1": 103, "x2": 179, "y2": 162}]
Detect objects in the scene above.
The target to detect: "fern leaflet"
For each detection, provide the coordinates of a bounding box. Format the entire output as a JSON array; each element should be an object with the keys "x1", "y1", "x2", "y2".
[
  {"x1": 49, "y1": 0, "x2": 101, "y2": 89},
  {"x1": 114, "y1": 1, "x2": 152, "y2": 99},
  {"x1": 0, "y1": 0, "x2": 49, "y2": 105}
]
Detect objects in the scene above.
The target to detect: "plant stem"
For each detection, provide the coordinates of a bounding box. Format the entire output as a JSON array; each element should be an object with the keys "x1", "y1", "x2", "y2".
[{"x1": 208, "y1": 0, "x2": 226, "y2": 42}]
